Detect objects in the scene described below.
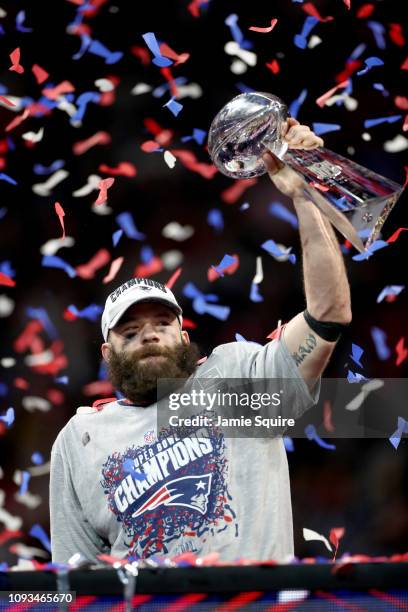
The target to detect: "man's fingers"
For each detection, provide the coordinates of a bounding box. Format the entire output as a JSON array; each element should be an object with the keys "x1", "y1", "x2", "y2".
[{"x1": 262, "y1": 151, "x2": 284, "y2": 175}]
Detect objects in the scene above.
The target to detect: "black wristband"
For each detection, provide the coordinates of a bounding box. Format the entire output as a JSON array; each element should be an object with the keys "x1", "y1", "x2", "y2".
[{"x1": 303, "y1": 309, "x2": 348, "y2": 342}]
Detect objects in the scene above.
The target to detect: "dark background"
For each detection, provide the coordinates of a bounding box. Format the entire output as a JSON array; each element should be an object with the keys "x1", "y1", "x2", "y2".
[{"x1": 0, "y1": 0, "x2": 407, "y2": 565}]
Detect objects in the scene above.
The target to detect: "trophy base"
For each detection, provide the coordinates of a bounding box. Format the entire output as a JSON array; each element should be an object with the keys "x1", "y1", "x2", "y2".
[{"x1": 285, "y1": 148, "x2": 403, "y2": 251}]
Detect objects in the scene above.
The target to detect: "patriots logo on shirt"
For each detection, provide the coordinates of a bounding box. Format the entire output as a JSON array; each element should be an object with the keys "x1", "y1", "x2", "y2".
[{"x1": 132, "y1": 474, "x2": 212, "y2": 518}]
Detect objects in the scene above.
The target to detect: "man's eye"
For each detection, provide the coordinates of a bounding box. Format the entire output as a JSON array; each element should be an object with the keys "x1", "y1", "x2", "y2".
[
  {"x1": 160, "y1": 320, "x2": 170, "y2": 326},
  {"x1": 124, "y1": 330, "x2": 137, "y2": 338}
]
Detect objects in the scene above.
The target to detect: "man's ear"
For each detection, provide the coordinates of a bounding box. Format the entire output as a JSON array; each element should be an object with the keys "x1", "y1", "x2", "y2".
[
  {"x1": 101, "y1": 342, "x2": 111, "y2": 363},
  {"x1": 181, "y1": 330, "x2": 190, "y2": 344}
]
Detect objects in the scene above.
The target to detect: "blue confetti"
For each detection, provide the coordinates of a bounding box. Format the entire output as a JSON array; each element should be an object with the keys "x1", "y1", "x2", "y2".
[
  {"x1": 347, "y1": 370, "x2": 369, "y2": 383},
  {"x1": 88, "y1": 39, "x2": 123, "y2": 64},
  {"x1": 240, "y1": 202, "x2": 250, "y2": 210},
  {"x1": 0, "y1": 208, "x2": 7, "y2": 220},
  {"x1": 356, "y1": 56, "x2": 384, "y2": 76},
  {"x1": 376, "y1": 285, "x2": 404, "y2": 303},
  {"x1": 70, "y1": 92, "x2": 101, "y2": 124},
  {"x1": 0, "y1": 261, "x2": 15, "y2": 277},
  {"x1": 67, "y1": 304, "x2": 103, "y2": 322},
  {"x1": 0, "y1": 407, "x2": 14, "y2": 428},
  {"x1": 140, "y1": 245, "x2": 154, "y2": 264},
  {"x1": 26, "y1": 307, "x2": 58, "y2": 340},
  {"x1": 55, "y1": 376, "x2": 69, "y2": 385},
  {"x1": 142, "y1": 32, "x2": 173, "y2": 67},
  {"x1": 72, "y1": 34, "x2": 92, "y2": 60},
  {"x1": 183, "y1": 282, "x2": 230, "y2": 320},
  {"x1": 16, "y1": 10, "x2": 33, "y2": 33},
  {"x1": 261, "y1": 239, "x2": 296, "y2": 264},
  {"x1": 0, "y1": 173, "x2": 17, "y2": 186},
  {"x1": 112, "y1": 229, "x2": 123, "y2": 246},
  {"x1": 0, "y1": 383, "x2": 8, "y2": 396},
  {"x1": 305, "y1": 424, "x2": 336, "y2": 450},
  {"x1": 373, "y1": 82, "x2": 389, "y2": 96},
  {"x1": 350, "y1": 343, "x2": 364, "y2": 368},
  {"x1": 212, "y1": 254, "x2": 237, "y2": 276},
  {"x1": 153, "y1": 77, "x2": 187, "y2": 98},
  {"x1": 250, "y1": 282, "x2": 263, "y2": 302},
  {"x1": 33, "y1": 160, "x2": 65, "y2": 176},
  {"x1": 312, "y1": 123, "x2": 341, "y2": 136},
  {"x1": 207, "y1": 209, "x2": 224, "y2": 232},
  {"x1": 31, "y1": 452, "x2": 44, "y2": 465},
  {"x1": 370, "y1": 326, "x2": 391, "y2": 360},
  {"x1": 366, "y1": 21, "x2": 386, "y2": 49},
  {"x1": 352, "y1": 240, "x2": 389, "y2": 261},
  {"x1": 294, "y1": 16, "x2": 318, "y2": 49},
  {"x1": 163, "y1": 97, "x2": 183, "y2": 117},
  {"x1": 29, "y1": 524, "x2": 51, "y2": 553},
  {"x1": 289, "y1": 89, "x2": 308, "y2": 119},
  {"x1": 283, "y1": 437, "x2": 295, "y2": 452},
  {"x1": 364, "y1": 115, "x2": 402, "y2": 128},
  {"x1": 116, "y1": 212, "x2": 146, "y2": 240},
  {"x1": 19, "y1": 471, "x2": 30, "y2": 496},
  {"x1": 235, "y1": 82, "x2": 256, "y2": 94},
  {"x1": 349, "y1": 43, "x2": 367, "y2": 61},
  {"x1": 269, "y1": 202, "x2": 299, "y2": 229},
  {"x1": 42, "y1": 255, "x2": 77, "y2": 278},
  {"x1": 181, "y1": 128, "x2": 207, "y2": 145},
  {"x1": 389, "y1": 416, "x2": 408, "y2": 450},
  {"x1": 225, "y1": 14, "x2": 252, "y2": 49}
]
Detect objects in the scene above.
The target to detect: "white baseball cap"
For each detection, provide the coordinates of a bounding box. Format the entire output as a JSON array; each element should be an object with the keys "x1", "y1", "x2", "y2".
[{"x1": 101, "y1": 277, "x2": 183, "y2": 341}]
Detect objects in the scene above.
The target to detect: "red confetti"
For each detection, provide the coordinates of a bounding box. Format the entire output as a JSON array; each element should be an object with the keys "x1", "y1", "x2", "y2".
[
  {"x1": 386, "y1": 227, "x2": 408, "y2": 243},
  {"x1": 266, "y1": 323, "x2": 286, "y2": 341},
  {"x1": 329, "y1": 527, "x2": 345, "y2": 561},
  {"x1": 0, "y1": 273, "x2": 16, "y2": 287},
  {"x1": 343, "y1": 0, "x2": 351, "y2": 8},
  {"x1": 221, "y1": 178, "x2": 258, "y2": 204},
  {"x1": 395, "y1": 337, "x2": 408, "y2": 366},
  {"x1": 134, "y1": 256, "x2": 163, "y2": 278},
  {"x1": 181, "y1": 318, "x2": 197, "y2": 330},
  {"x1": 13, "y1": 321, "x2": 43, "y2": 353},
  {"x1": 316, "y1": 80, "x2": 349, "y2": 107},
  {"x1": 187, "y1": 0, "x2": 208, "y2": 18},
  {"x1": 95, "y1": 177, "x2": 115, "y2": 205},
  {"x1": 0, "y1": 530, "x2": 23, "y2": 545},
  {"x1": 394, "y1": 96, "x2": 408, "y2": 110},
  {"x1": 54, "y1": 202, "x2": 65, "y2": 240},
  {"x1": 265, "y1": 59, "x2": 280, "y2": 74},
  {"x1": 323, "y1": 400, "x2": 335, "y2": 432},
  {"x1": 9, "y1": 48, "x2": 24, "y2": 74},
  {"x1": 5, "y1": 108, "x2": 30, "y2": 132},
  {"x1": 170, "y1": 150, "x2": 218, "y2": 179},
  {"x1": 73, "y1": 131, "x2": 111, "y2": 155},
  {"x1": 144, "y1": 118, "x2": 174, "y2": 146},
  {"x1": 130, "y1": 46, "x2": 151, "y2": 66},
  {"x1": 335, "y1": 60, "x2": 362, "y2": 83},
  {"x1": 402, "y1": 57, "x2": 408, "y2": 70},
  {"x1": 42, "y1": 81, "x2": 75, "y2": 100},
  {"x1": 47, "y1": 389, "x2": 65, "y2": 405},
  {"x1": 249, "y1": 18, "x2": 278, "y2": 33},
  {"x1": 389, "y1": 23, "x2": 405, "y2": 47},
  {"x1": 160, "y1": 66, "x2": 179, "y2": 98},
  {"x1": 31, "y1": 64, "x2": 49, "y2": 84},
  {"x1": 98, "y1": 162, "x2": 137, "y2": 177},
  {"x1": 302, "y1": 3, "x2": 334, "y2": 21},
  {"x1": 166, "y1": 267, "x2": 182, "y2": 290},
  {"x1": 159, "y1": 42, "x2": 190, "y2": 65},
  {"x1": 403, "y1": 115, "x2": 408, "y2": 132},
  {"x1": 356, "y1": 3, "x2": 375, "y2": 18},
  {"x1": 75, "y1": 248, "x2": 111, "y2": 279},
  {"x1": 208, "y1": 254, "x2": 240, "y2": 281},
  {"x1": 141, "y1": 140, "x2": 161, "y2": 152},
  {"x1": 0, "y1": 96, "x2": 16, "y2": 107}
]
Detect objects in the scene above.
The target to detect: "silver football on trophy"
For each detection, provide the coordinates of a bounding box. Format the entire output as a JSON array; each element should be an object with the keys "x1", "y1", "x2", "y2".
[{"x1": 208, "y1": 92, "x2": 289, "y2": 179}]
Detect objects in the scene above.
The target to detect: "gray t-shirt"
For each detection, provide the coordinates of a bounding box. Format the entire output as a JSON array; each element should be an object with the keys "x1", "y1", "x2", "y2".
[{"x1": 50, "y1": 338, "x2": 319, "y2": 564}]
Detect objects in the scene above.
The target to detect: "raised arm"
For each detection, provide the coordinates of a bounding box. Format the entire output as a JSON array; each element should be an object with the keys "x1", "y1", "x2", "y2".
[{"x1": 263, "y1": 123, "x2": 352, "y2": 389}]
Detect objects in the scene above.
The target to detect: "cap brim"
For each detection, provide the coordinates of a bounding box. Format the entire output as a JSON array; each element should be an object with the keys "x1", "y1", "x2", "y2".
[{"x1": 105, "y1": 296, "x2": 182, "y2": 338}]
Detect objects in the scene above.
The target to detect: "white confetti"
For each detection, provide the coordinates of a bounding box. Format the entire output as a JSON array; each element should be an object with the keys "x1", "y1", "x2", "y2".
[
  {"x1": 230, "y1": 59, "x2": 248, "y2": 74},
  {"x1": 32, "y1": 169, "x2": 69, "y2": 197},
  {"x1": 40, "y1": 236, "x2": 75, "y2": 256},
  {"x1": 345, "y1": 378, "x2": 384, "y2": 411},
  {"x1": 0, "y1": 357, "x2": 16, "y2": 367},
  {"x1": 162, "y1": 221, "x2": 194, "y2": 241},
  {"x1": 22, "y1": 396, "x2": 52, "y2": 412},
  {"x1": 224, "y1": 41, "x2": 257, "y2": 66},
  {"x1": 22, "y1": 127, "x2": 44, "y2": 143},
  {"x1": 303, "y1": 527, "x2": 332, "y2": 552},
  {"x1": 252, "y1": 256, "x2": 263, "y2": 284},
  {"x1": 308, "y1": 35, "x2": 322, "y2": 48},
  {"x1": 72, "y1": 174, "x2": 102, "y2": 197},
  {"x1": 95, "y1": 78, "x2": 115, "y2": 92},
  {"x1": 0, "y1": 295, "x2": 15, "y2": 318},
  {"x1": 384, "y1": 134, "x2": 408, "y2": 153},
  {"x1": 164, "y1": 150, "x2": 177, "y2": 169},
  {"x1": 162, "y1": 249, "x2": 184, "y2": 270},
  {"x1": 131, "y1": 83, "x2": 152, "y2": 95}
]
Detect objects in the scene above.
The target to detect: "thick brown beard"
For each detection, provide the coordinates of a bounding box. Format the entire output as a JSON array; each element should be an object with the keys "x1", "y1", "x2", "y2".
[{"x1": 106, "y1": 341, "x2": 201, "y2": 405}]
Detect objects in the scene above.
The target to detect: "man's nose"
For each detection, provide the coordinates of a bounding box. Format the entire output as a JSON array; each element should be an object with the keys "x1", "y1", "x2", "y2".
[{"x1": 140, "y1": 323, "x2": 160, "y2": 343}]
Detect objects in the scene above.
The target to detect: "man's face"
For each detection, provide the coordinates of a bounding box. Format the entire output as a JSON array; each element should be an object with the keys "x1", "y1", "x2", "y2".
[{"x1": 101, "y1": 302, "x2": 199, "y2": 404}]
